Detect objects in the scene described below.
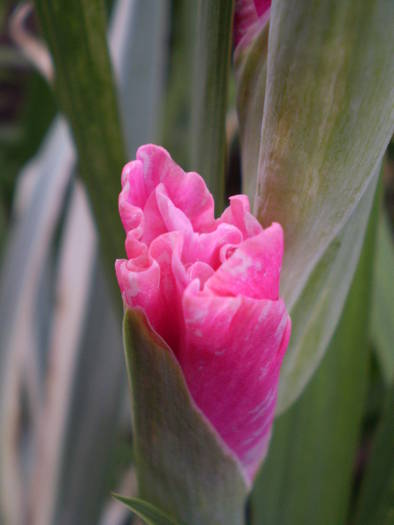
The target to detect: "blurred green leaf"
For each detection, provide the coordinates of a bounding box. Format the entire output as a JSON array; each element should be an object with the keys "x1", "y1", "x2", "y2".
[
  {"x1": 113, "y1": 0, "x2": 169, "y2": 158},
  {"x1": 0, "y1": 199, "x2": 5, "y2": 259},
  {"x1": 113, "y1": 495, "x2": 180, "y2": 525},
  {"x1": 250, "y1": 182, "x2": 379, "y2": 524},
  {"x1": 123, "y1": 309, "x2": 248, "y2": 525},
  {"x1": 354, "y1": 386, "x2": 394, "y2": 525},
  {"x1": 0, "y1": 119, "x2": 73, "y2": 524},
  {"x1": 252, "y1": 0, "x2": 394, "y2": 411},
  {"x1": 49, "y1": 248, "x2": 125, "y2": 525},
  {"x1": 370, "y1": 214, "x2": 394, "y2": 386},
  {"x1": 161, "y1": 0, "x2": 197, "y2": 169},
  {"x1": 191, "y1": 0, "x2": 234, "y2": 211},
  {"x1": 34, "y1": 0, "x2": 126, "y2": 285},
  {"x1": 0, "y1": 68, "x2": 56, "y2": 222}
]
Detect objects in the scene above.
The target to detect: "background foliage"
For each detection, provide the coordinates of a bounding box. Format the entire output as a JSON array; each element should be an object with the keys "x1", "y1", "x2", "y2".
[{"x1": 0, "y1": 0, "x2": 393, "y2": 523}]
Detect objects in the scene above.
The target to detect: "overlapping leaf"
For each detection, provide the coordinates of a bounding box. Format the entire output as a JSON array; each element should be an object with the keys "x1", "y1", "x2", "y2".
[
  {"x1": 251, "y1": 184, "x2": 379, "y2": 524},
  {"x1": 236, "y1": 0, "x2": 394, "y2": 411}
]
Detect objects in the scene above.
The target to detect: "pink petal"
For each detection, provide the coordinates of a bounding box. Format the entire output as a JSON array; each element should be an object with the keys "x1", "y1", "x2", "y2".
[
  {"x1": 183, "y1": 223, "x2": 243, "y2": 269},
  {"x1": 219, "y1": 195, "x2": 262, "y2": 239},
  {"x1": 115, "y1": 256, "x2": 161, "y2": 325},
  {"x1": 254, "y1": 0, "x2": 271, "y2": 17},
  {"x1": 206, "y1": 223, "x2": 283, "y2": 301},
  {"x1": 137, "y1": 145, "x2": 215, "y2": 233},
  {"x1": 117, "y1": 231, "x2": 188, "y2": 355},
  {"x1": 147, "y1": 231, "x2": 188, "y2": 354},
  {"x1": 187, "y1": 261, "x2": 215, "y2": 288},
  {"x1": 121, "y1": 158, "x2": 147, "y2": 209},
  {"x1": 181, "y1": 280, "x2": 291, "y2": 481},
  {"x1": 142, "y1": 184, "x2": 193, "y2": 245}
]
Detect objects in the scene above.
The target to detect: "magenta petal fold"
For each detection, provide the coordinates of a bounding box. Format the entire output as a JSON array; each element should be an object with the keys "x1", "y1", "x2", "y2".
[
  {"x1": 115, "y1": 144, "x2": 291, "y2": 482},
  {"x1": 234, "y1": 0, "x2": 271, "y2": 50}
]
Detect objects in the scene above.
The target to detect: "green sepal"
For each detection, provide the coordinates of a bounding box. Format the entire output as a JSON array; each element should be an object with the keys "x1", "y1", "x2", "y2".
[{"x1": 123, "y1": 309, "x2": 248, "y2": 525}]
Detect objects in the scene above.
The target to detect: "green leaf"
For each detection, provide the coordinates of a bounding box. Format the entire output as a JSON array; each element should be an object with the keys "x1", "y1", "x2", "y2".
[
  {"x1": 33, "y1": 0, "x2": 127, "y2": 286},
  {"x1": 370, "y1": 213, "x2": 394, "y2": 386},
  {"x1": 250, "y1": 178, "x2": 379, "y2": 525},
  {"x1": 190, "y1": 0, "x2": 234, "y2": 212},
  {"x1": 114, "y1": 0, "x2": 169, "y2": 158},
  {"x1": 277, "y1": 171, "x2": 377, "y2": 412},
  {"x1": 123, "y1": 309, "x2": 248, "y2": 525},
  {"x1": 112, "y1": 495, "x2": 180, "y2": 525},
  {"x1": 253, "y1": 0, "x2": 394, "y2": 411},
  {"x1": 354, "y1": 386, "x2": 394, "y2": 525},
  {"x1": 235, "y1": 19, "x2": 269, "y2": 205}
]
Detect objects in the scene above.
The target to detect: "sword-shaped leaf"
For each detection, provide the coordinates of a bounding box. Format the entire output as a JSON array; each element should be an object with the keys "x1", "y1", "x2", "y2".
[{"x1": 237, "y1": 0, "x2": 394, "y2": 411}]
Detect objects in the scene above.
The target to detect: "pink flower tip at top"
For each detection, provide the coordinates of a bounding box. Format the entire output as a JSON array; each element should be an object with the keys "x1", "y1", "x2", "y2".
[
  {"x1": 234, "y1": 0, "x2": 271, "y2": 50},
  {"x1": 115, "y1": 144, "x2": 291, "y2": 483}
]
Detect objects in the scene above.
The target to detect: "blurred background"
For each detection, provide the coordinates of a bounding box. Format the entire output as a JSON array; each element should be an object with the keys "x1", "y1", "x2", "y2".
[{"x1": 0, "y1": 1, "x2": 393, "y2": 524}]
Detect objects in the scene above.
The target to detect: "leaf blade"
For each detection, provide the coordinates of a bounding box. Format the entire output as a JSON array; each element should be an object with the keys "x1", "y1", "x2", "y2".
[
  {"x1": 33, "y1": 0, "x2": 127, "y2": 285},
  {"x1": 251, "y1": 177, "x2": 379, "y2": 524},
  {"x1": 354, "y1": 386, "x2": 394, "y2": 525},
  {"x1": 253, "y1": 0, "x2": 394, "y2": 409}
]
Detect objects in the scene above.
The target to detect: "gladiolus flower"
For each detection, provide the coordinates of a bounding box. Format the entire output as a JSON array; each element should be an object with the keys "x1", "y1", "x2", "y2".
[{"x1": 115, "y1": 145, "x2": 291, "y2": 482}]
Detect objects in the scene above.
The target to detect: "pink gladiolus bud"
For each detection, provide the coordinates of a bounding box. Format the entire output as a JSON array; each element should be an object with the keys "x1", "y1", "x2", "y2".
[
  {"x1": 115, "y1": 145, "x2": 291, "y2": 482},
  {"x1": 234, "y1": 0, "x2": 271, "y2": 49}
]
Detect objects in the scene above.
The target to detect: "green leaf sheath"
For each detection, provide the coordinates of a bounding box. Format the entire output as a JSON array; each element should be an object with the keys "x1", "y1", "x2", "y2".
[
  {"x1": 113, "y1": 495, "x2": 180, "y2": 525},
  {"x1": 191, "y1": 0, "x2": 234, "y2": 212},
  {"x1": 34, "y1": 0, "x2": 126, "y2": 288},
  {"x1": 253, "y1": 0, "x2": 394, "y2": 411},
  {"x1": 251, "y1": 181, "x2": 380, "y2": 525},
  {"x1": 256, "y1": 0, "x2": 393, "y2": 305},
  {"x1": 123, "y1": 309, "x2": 248, "y2": 525}
]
